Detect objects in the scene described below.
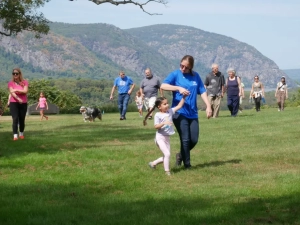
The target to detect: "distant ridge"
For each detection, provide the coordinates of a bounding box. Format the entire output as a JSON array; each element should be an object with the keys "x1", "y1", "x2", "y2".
[{"x1": 0, "y1": 22, "x2": 294, "y2": 88}]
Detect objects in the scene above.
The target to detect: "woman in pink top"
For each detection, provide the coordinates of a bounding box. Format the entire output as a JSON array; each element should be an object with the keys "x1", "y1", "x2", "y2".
[
  {"x1": 36, "y1": 92, "x2": 49, "y2": 121},
  {"x1": 8, "y1": 68, "x2": 29, "y2": 140}
]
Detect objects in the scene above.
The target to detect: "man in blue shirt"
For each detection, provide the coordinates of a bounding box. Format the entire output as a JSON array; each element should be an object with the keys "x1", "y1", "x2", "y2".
[{"x1": 110, "y1": 71, "x2": 135, "y2": 120}]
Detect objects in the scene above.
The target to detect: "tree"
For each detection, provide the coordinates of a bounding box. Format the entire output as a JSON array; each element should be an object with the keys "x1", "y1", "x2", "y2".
[
  {"x1": 87, "y1": 0, "x2": 168, "y2": 15},
  {"x1": 0, "y1": 0, "x2": 50, "y2": 38},
  {"x1": 0, "y1": 0, "x2": 168, "y2": 38}
]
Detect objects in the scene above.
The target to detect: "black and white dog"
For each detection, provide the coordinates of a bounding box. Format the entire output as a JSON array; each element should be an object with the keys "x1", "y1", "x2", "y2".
[{"x1": 79, "y1": 106, "x2": 102, "y2": 122}]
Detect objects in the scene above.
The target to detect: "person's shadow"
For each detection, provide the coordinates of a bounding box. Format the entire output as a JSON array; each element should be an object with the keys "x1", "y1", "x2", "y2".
[{"x1": 173, "y1": 159, "x2": 242, "y2": 172}]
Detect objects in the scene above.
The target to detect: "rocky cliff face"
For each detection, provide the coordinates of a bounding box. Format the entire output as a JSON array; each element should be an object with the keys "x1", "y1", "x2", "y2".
[
  {"x1": 0, "y1": 23, "x2": 289, "y2": 88},
  {"x1": 128, "y1": 24, "x2": 288, "y2": 88}
]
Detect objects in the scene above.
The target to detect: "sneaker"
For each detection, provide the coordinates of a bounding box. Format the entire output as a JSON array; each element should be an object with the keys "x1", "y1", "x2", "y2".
[
  {"x1": 278, "y1": 108, "x2": 280, "y2": 112},
  {"x1": 120, "y1": 117, "x2": 124, "y2": 120},
  {"x1": 148, "y1": 162, "x2": 156, "y2": 169},
  {"x1": 165, "y1": 171, "x2": 171, "y2": 176},
  {"x1": 175, "y1": 153, "x2": 182, "y2": 166},
  {"x1": 19, "y1": 136, "x2": 24, "y2": 139},
  {"x1": 148, "y1": 116, "x2": 152, "y2": 120},
  {"x1": 13, "y1": 137, "x2": 18, "y2": 141}
]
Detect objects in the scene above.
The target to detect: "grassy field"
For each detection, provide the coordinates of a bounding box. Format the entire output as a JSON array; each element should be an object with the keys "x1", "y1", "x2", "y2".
[{"x1": 0, "y1": 108, "x2": 299, "y2": 225}]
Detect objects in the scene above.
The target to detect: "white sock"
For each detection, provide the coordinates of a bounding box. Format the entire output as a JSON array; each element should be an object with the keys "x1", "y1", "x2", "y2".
[
  {"x1": 14, "y1": 134, "x2": 18, "y2": 138},
  {"x1": 19, "y1": 132, "x2": 23, "y2": 136}
]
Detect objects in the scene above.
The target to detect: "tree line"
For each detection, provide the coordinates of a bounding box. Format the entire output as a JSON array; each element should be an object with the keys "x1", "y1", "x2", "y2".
[{"x1": 1, "y1": 78, "x2": 300, "y2": 115}]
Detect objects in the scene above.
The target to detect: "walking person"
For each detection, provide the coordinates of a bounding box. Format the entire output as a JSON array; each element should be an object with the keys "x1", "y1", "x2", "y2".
[
  {"x1": 249, "y1": 75, "x2": 265, "y2": 112},
  {"x1": 140, "y1": 68, "x2": 163, "y2": 119},
  {"x1": 135, "y1": 90, "x2": 143, "y2": 117},
  {"x1": 8, "y1": 68, "x2": 29, "y2": 141},
  {"x1": 275, "y1": 76, "x2": 288, "y2": 111},
  {"x1": 161, "y1": 55, "x2": 212, "y2": 169},
  {"x1": 225, "y1": 69, "x2": 241, "y2": 117},
  {"x1": 36, "y1": 92, "x2": 49, "y2": 121},
  {"x1": 204, "y1": 63, "x2": 225, "y2": 118},
  {"x1": 144, "y1": 95, "x2": 187, "y2": 176},
  {"x1": 110, "y1": 71, "x2": 135, "y2": 120}
]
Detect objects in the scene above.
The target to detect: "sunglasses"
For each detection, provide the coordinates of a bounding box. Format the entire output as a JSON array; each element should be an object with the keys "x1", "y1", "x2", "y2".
[
  {"x1": 180, "y1": 64, "x2": 191, "y2": 70},
  {"x1": 12, "y1": 72, "x2": 19, "y2": 76}
]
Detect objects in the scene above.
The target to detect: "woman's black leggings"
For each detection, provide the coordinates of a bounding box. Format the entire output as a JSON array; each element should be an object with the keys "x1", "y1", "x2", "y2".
[
  {"x1": 254, "y1": 96, "x2": 261, "y2": 111},
  {"x1": 9, "y1": 102, "x2": 28, "y2": 134}
]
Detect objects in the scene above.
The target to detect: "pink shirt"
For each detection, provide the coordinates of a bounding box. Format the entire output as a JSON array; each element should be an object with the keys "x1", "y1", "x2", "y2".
[
  {"x1": 8, "y1": 80, "x2": 28, "y2": 103},
  {"x1": 39, "y1": 97, "x2": 47, "y2": 108}
]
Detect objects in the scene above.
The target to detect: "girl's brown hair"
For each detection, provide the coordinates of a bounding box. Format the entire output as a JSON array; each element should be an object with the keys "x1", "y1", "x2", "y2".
[{"x1": 143, "y1": 97, "x2": 167, "y2": 126}]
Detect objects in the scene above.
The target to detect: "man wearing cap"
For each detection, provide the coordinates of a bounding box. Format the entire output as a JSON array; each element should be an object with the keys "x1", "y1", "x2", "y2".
[
  {"x1": 140, "y1": 68, "x2": 163, "y2": 119},
  {"x1": 204, "y1": 64, "x2": 225, "y2": 118}
]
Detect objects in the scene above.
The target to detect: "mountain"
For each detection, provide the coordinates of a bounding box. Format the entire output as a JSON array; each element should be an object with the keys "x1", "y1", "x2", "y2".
[
  {"x1": 283, "y1": 69, "x2": 300, "y2": 84},
  {"x1": 127, "y1": 24, "x2": 289, "y2": 88},
  {"x1": 0, "y1": 22, "x2": 291, "y2": 88}
]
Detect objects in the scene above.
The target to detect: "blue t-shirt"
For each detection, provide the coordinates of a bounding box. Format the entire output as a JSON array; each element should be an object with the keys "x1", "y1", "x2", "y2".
[
  {"x1": 163, "y1": 69, "x2": 206, "y2": 119},
  {"x1": 114, "y1": 76, "x2": 133, "y2": 94}
]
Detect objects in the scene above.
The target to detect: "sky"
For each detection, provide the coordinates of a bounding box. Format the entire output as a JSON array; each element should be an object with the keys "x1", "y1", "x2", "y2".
[{"x1": 40, "y1": 0, "x2": 300, "y2": 70}]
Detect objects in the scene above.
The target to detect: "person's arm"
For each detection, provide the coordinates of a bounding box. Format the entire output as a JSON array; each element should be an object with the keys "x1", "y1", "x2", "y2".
[
  {"x1": 36, "y1": 101, "x2": 40, "y2": 110},
  {"x1": 261, "y1": 82, "x2": 265, "y2": 97},
  {"x1": 286, "y1": 86, "x2": 288, "y2": 99},
  {"x1": 14, "y1": 85, "x2": 28, "y2": 94},
  {"x1": 159, "y1": 88, "x2": 164, "y2": 97},
  {"x1": 200, "y1": 92, "x2": 212, "y2": 119},
  {"x1": 45, "y1": 100, "x2": 48, "y2": 110},
  {"x1": 110, "y1": 86, "x2": 116, "y2": 100},
  {"x1": 9, "y1": 87, "x2": 23, "y2": 103},
  {"x1": 139, "y1": 87, "x2": 144, "y2": 96},
  {"x1": 221, "y1": 75, "x2": 225, "y2": 97},
  {"x1": 7, "y1": 94, "x2": 11, "y2": 106},
  {"x1": 237, "y1": 77, "x2": 242, "y2": 96},
  {"x1": 160, "y1": 83, "x2": 190, "y2": 96},
  {"x1": 128, "y1": 83, "x2": 135, "y2": 95},
  {"x1": 249, "y1": 84, "x2": 254, "y2": 98},
  {"x1": 224, "y1": 79, "x2": 228, "y2": 94},
  {"x1": 173, "y1": 95, "x2": 187, "y2": 112}
]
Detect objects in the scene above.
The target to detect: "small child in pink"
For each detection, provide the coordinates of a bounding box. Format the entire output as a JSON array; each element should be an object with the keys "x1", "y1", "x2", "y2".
[
  {"x1": 143, "y1": 95, "x2": 186, "y2": 176},
  {"x1": 36, "y1": 92, "x2": 48, "y2": 121},
  {"x1": 135, "y1": 90, "x2": 143, "y2": 117}
]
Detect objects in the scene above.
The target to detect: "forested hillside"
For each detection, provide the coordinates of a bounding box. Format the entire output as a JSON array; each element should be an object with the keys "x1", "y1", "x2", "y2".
[{"x1": 0, "y1": 22, "x2": 294, "y2": 88}]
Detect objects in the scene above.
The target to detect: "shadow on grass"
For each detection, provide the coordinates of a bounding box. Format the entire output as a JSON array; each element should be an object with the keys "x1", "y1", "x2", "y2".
[
  {"x1": 172, "y1": 159, "x2": 242, "y2": 173},
  {"x1": 0, "y1": 182, "x2": 299, "y2": 225},
  {"x1": 0, "y1": 122, "x2": 155, "y2": 157}
]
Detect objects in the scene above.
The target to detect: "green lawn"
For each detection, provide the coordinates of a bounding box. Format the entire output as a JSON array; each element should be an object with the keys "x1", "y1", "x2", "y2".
[{"x1": 0, "y1": 108, "x2": 299, "y2": 225}]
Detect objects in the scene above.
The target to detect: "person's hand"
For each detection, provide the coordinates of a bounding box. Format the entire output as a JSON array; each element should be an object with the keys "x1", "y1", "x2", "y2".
[
  {"x1": 128, "y1": 90, "x2": 132, "y2": 95},
  {"x1": 110, "y1": 95, "x2": 113, "y2": 100},
  {"x1": 206, "y1": 107, "x2": 212, "y2": 119},
  {"x1": 178, "y1": 87, "x2": 190, "y2": 96},
  {"x1": 18, "y1": 98, "x2": 23, "y2": 103},
  {"x1": 182, "y1": 93, "x2": 189, "y2": 98}
]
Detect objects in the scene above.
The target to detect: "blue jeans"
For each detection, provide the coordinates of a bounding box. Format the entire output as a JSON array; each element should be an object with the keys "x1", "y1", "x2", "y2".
[
  {"x1": 173, "y1": 113, "x2": 199, "y2": 168},
  {"x1": 227, "y1": 95, "x2": 240, "y2": 116},
  {"x1": 118, "y1": 93, "x2": 130, "y2": 118}
]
